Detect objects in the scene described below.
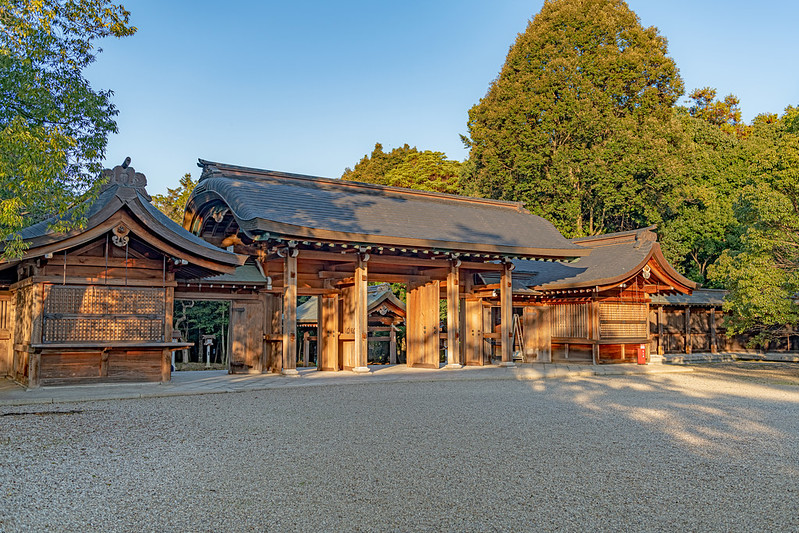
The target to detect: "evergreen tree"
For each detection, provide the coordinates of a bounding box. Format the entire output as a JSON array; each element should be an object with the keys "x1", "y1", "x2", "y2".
[
  {"x1": 152, "y1": 173, "x2": 197, "y2": 223},
  {"x1": 709, "y1": 107, "x2": 799, "y2": 343},
  {"x1": 462, "y1": 0, "x2": 684, "y2": 237},
  {"x1": 343, "y1": 143, "x2": 461, "y2": 194}
]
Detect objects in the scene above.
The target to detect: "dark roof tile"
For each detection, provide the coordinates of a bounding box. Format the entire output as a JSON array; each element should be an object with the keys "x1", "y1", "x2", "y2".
[{"x1": 188, "y1": 160, "x2": 587, "y2": 258}]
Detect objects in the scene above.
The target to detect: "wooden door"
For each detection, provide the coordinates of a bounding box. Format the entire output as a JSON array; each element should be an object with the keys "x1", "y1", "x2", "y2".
[
  {"x1": 407, "y1": 281, "x2": 440, "y2": 368},
  {"x1": 338, "y1": 285, "x2": 356, "y2": 370},
  {"x1": 522, "y1": 306, "x2": 551, "y2": 362},
  {"x1": 463, "y1": 298, "x2": 484, "y2": 366},
  {"x1": 317, "y1": 294, "x2": 339, "y2": 371},
  {"x1": 0, "y1": 292, "x2": 14, "y2": 377},
  {"x1": 263, "y1": 294, "x2": 282, "y2": 372},
  {"x1": 229, "y1": 300, "x2": 264, "y2": 372}
]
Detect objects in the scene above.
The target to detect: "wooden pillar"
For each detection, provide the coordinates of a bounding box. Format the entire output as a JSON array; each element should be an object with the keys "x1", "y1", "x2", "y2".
[
  {"x1": 282, "y1": 250, "x2": 299, "y2": 375},
  {"x1": 499, "y1": 261, "x2": 514, "y2": 366},
  {"x1": 302, "y1": 331, "x2": 310, "y2": 367},
  {"x1": 389, "y1": 326, "x2": 397, "y2": 364},
  {"x1": 591, "y1": 300, "x2": 600, "y2": 365},
  {"x1": 445, "y1": 261, "x2": 461, "y2": 369},
  {"x1": 27, "y1": 283, "x2": 43, "y2": 388},
  {"x1": 352, "y1": 253, "x2": 370, "y2": 373},
  {"x1": 657, "y1": 305, "x2": 664, "y2": 355},
  {"x1": 317, "y1": 293, "x2": 339, "y2": 371},
  {"x1": 540, "y1": 306, "x2": 552, "y2": 362},
  {"x1": 162, "y1": 285, "x2": 174, "y2": 382},
  {"x1": 684, "y1": 307, "x2": 691, "y2": 354},
  {"x1": 709, "y1": 307, "x2": 717, "y2": 353}
]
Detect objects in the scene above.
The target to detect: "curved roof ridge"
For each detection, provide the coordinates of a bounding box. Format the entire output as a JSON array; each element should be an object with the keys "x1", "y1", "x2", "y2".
[
  {"x1": 188, "y1": 160, "x2": 588, "y2": 259},
  {"x1": 572, "y1": 226, "x2": 658, "y2": 248},
  {"x1": 197, "y1": 159, "x2": 528, "y2": 212},
  {"x1": 505, "y1": 238, "x2": 697, "y2": 292},
  {"x1": 2, "y1": 162, "x2": 243, "y2": 274}
]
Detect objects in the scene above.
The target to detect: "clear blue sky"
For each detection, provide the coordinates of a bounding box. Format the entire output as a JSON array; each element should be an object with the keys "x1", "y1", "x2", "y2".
[{"x1": 85, "y1": 1, "x2": 799, "y2": 195}]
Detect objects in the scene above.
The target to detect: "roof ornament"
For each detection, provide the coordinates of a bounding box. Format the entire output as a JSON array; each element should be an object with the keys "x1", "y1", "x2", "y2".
[
  {"x1": 112, "y1": 223, "x2": 130, "y2": 247},
  {"x1": 634, "y1": 228, "x2": 657, "y2": 249},
  {"x1": 642, "y1": 265, "x2": 652, "y2": 280},
  {"x1": 210, "y1": 207, "x2": 229, "y2": 223},
  {"x1": 100, "y1": 157, "x2": 151, "y2": 201}
]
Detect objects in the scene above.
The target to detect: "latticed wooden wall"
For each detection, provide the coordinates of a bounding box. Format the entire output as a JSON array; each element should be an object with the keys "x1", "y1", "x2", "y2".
[
  {"x1": 599, "y1": 303, "x2": 647, "y2": 339},
  {"x1": 42, "y1": 285, "x2": 165, "y2": 343},
  {"x1": 550, "y1": 303, "x2": 590, "y2": 339}
]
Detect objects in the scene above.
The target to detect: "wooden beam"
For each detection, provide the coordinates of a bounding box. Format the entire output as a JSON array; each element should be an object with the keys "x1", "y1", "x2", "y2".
[
  {"x1": 17, "y1": 276, "x2": 178, "y2": 289},
  {"x1": 62, "y1": 256, "x2": 164, "y2": 269},
  {"x1": 657, "y1": 305, "x2": 664, "y2": 355},
  {"x1": 318, "y1": 271, "x2": 431, "y2": 283},
  {"x1": 317, "y1": 270, "x2": 353, "y2": 279}
]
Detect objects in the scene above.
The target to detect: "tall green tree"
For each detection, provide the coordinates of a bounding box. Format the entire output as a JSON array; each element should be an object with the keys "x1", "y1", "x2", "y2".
[
  {"x1": 152, "y1": 173, "x2": 197, "y2": 223},
  {"x1": 343, "y1": 143, "x2": 462, "y2": 194},
  {"x1": 462, "y1": 0, "x2": 685, "y2": 237},
  {"x1": 0, "y1": 0, "x2": 136, "y2": 256},
  {"x1": 658, "y1": 108, "x2": 749, "y2": 284},
  {"x1": 709, "y1": 107, "x2": 799, "y2": 343}
]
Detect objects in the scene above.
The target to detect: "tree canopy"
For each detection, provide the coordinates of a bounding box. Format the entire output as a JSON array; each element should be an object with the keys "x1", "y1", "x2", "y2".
[
  {"x1": 708, "y1": 107, "x2": 799, "y2": 343},
  {"x1": 688, "y1": 87, "x2": 750, "y2": 139},
  {"x1": 152, "y1": 173, "x2": 197, "y2": 223},
  {"x1": 342, "y1": 143, "x2": 461, "y2": 194},
  {"x1": 0, "y1": 0, "x2": 135, "y2": 256},
  {"x1": 462, "y1": 0, "x2": 685, "y2": 238}
]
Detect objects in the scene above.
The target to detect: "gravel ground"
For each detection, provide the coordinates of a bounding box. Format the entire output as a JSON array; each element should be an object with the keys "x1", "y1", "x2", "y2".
[
  {"x1": 1, "y1": 369, "x2": 797, "y2": 532},
  {"x1": 689, "y1": 361, "x2": 799, "y2": 386}
]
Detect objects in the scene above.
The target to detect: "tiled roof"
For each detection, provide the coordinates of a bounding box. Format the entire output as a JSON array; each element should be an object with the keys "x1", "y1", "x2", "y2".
[
  {"x1": 482, "y1": 227, "x2": 697, "y2": 293},
  {"x1": 649, "y1": 289, "x2": 726, "y2": 307},
  {"x1": 2, "y1": 164, "x2": 243, "y2": 278},
  {"x1": 187, "y1": 160, "x2": 588, "y2": 259}
]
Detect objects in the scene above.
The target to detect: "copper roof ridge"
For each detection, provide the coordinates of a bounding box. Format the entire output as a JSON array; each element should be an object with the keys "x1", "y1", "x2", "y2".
[{"x1": 197, "y1": 158, "x2": 529, "y2": 212}]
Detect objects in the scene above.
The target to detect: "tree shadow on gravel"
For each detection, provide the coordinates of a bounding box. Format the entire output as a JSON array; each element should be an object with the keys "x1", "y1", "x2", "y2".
[{"x1": 525, "y1": 369, "x2": 799, "y2": 466}]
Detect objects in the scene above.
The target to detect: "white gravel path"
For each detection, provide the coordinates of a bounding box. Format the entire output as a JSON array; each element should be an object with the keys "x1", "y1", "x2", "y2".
[{"x1": 1, "y1": 371, "x2": 797, "y2": 532}]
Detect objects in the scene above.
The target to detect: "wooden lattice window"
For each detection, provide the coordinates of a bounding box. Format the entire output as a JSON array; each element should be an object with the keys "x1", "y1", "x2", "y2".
[
  {"x1": 42, "y1": 285, "x2": 165, "y2": 343},
  {"x1": 551, "y1": 303, "x2": 590, "y2": 339},
  {"x1": 599, "y1": 303, "x2": 648, "y2": 339}
]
